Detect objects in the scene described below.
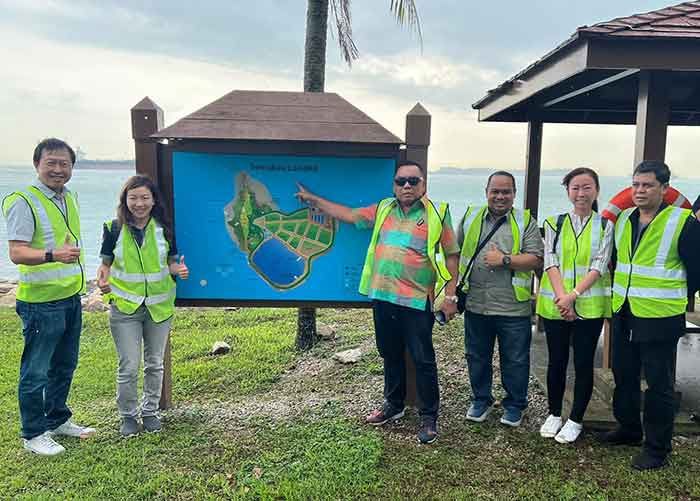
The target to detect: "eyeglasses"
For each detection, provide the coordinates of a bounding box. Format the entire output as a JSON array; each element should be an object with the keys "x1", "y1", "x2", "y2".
[{"x1": 394, "y1": 176, "x2": 423, "y2": 187}]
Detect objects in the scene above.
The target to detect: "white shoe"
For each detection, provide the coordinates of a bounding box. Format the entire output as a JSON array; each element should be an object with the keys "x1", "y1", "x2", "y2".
[
  {"x1": 50, "y1": 420, "x2": 96, "y2": 439},
  {"x1": 23, "y1": 431, "x2": 65, "y2": 456},
  {"x1": 539, "y1": 415, "x2": 563, "y2": 438},
  {"x1": 555, "y1": 419, "x2": 583, "y2": 444}
]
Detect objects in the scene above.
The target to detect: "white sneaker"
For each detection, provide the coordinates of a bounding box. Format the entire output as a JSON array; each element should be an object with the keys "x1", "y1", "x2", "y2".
[
  {"x1": 539, "y1": 415, "x2": 563, "y2": 438},
  {"x1": 555, "y1": 419, "x2": 583, "y2": 444},
  {"x1": 50, "y1": 420, "x2": 96, "y2": 439},
  {"x1": 23, "y1": 431, "x2": 65, "y2": 456}
]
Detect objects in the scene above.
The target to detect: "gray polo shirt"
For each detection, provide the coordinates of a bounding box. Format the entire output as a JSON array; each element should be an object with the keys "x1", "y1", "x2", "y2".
[
  {"x1": 457, "y1": 208, "x2": 544, "y2": 317},
  {"x1": 4, "y1": 179, "x2": 70, "y2": 242}
]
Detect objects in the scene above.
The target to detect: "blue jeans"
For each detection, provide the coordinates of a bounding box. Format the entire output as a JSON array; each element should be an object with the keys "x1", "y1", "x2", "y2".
[
  {"x1": 16, "y1": 295, "x2": 82, "y2": 439},
  {"x1": 465, "y1": 312, "x2": 531, "y2": 412}
]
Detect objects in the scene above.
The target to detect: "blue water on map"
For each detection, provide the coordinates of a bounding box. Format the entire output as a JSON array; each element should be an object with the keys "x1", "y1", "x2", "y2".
[{"x1": 251, "y1": 238, "x2": 306, "y2": 287}]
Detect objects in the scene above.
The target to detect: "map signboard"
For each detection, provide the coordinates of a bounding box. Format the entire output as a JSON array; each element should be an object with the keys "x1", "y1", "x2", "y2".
[{"x1": 172, "y1": 151, "x2": 395, "y2": 304}]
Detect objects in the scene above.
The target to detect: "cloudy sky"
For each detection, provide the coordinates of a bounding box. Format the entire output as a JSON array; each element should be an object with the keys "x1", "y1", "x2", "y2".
[{"x1": 1, "y1": 0, "x2": 697, "y2": 176}]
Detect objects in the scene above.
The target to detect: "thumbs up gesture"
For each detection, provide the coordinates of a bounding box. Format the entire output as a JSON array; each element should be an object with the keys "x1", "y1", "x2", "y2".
[
  {"x1": 169, "y1": 255, "x2": 189, "y2": 280},
  {"x1": 484, "y1": 243, "x2": 505, "y2": 269},
  {"x1": 53, "y1": 233, "x2": 81, "y2": 263}
]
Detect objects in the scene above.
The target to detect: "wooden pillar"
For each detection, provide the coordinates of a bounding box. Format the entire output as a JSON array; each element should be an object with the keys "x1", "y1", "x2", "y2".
[
  {"x1": 523, "y1": 121, "x2": 543, "y2": 218},
  {"x1": 131, "y1": 97, "x2": 163, "y2": 182},
  {"x1": 403, "y1": 103, "x2": 431, "y2": 408},
  {"x1": 633, "y1": 70, "x2": 670, "y2": 167},
  {"x1": 131, "y1": 97, "x2": 172, "y2": 410},
  {"x1": 405, "y1": 103, "x2": 431, "y2": 176}
]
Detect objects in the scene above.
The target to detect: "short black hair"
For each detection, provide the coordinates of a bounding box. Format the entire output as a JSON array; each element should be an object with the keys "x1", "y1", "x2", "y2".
[
  {"x1": 33, "y1": 138, "x2": 76, "y2": 165},
  {"x1": 634, "y1": 160, "x2": 670, "y2": 185},
  {"x1": 395, "y1": 160, "x2": 424, "y2": 174},
  {"x1": 486, "y1": 170, "x2": 516, "y2": 191}
]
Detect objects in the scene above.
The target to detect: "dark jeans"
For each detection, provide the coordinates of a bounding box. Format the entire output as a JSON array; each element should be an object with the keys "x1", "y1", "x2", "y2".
[
  {"x1": 543, "y1": 318, "x2": 603, "y2": 423},
  {"x1": 612, "y1": 309, "x2": 679, "y2": 459},
  {"x1": 372, "y1": 300, "x2": 439, "y2": 419},
  {"x1": 16, "y1": 295, "x2": 82, "y2": 439},
  {"x1": 465, "y1": 312, "x2": 532, "y2": 411}
]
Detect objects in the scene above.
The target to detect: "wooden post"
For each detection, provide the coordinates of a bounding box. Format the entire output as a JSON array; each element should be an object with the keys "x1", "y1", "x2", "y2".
[
  {"x1": 633, "y1": 70, "x2": 670, "y2": 167},
  {"x1": 131, "y1": 97, "x2": 172, "y2": 410},
  {"x1": 403, "y1": 103, "x2": 431, "y2": 408},
  {"x1": 524, "y1": 121, "x2": 543, "y2": 219},
  {"x1": 405, "y1": 103, "x2": 431, "y2": 176}
]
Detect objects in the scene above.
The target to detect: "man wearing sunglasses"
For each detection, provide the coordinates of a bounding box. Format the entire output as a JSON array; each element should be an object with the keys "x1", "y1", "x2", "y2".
[
  {"x1": 296, "y1": 160, "x2": 460, "y2": 444},
  {"x1": 457, "y1": 171, "x2": 544, "y2": 428}
]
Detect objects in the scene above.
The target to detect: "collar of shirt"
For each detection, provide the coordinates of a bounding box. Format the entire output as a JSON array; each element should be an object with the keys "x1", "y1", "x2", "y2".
[
  {"x1": 32, "y1": 178, "x2": 69, "y2": 201},
  {"x1": 393, "y1": 196, "x2": 428, "y2": 219},
  {"x1": 484, "y1": 208, "x2": 509, "y2": 224}
]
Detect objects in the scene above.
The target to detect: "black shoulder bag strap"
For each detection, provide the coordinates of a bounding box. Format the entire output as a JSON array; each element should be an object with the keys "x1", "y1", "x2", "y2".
[
  {"x1": 457, "y1": 214, "x2": 508, "y2": 291},
  {"x1": 551, "y1": 214, "x2": 567, "y2": 254}
]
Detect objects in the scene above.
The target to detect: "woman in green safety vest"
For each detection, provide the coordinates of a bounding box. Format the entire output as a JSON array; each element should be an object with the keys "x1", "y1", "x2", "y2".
[
  {"x1": 96, "y1": 175, "x2": 189, "y2": 438},
  {"x1": 536, "y1": 167, "x2": 613, "y2": 444}
]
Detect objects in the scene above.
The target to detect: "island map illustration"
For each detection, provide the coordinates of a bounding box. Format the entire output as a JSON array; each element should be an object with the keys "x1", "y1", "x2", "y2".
[{"x1": 224, "y1": 172, "x2": 336, "y2": 290}]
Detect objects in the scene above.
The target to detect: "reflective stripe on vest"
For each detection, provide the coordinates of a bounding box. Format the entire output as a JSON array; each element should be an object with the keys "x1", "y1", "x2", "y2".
[
  {"x1": 358, "y1": 197, "x2": 452, "y2": 298},
  {"x1": 458, "y1": 206, "x2": 533, "y2": 302},
  {"x1": 536, "y1": 213, "x2": 612, "y2": 320},
  {"x1": 612, "y1": 206, "x2": 690, "y2": 318},
  {"x1": 2, "y1": 187, "x2": 85, "y2": 303},
  {"x1": 107, "y1": 219, "x2": 176, "y2": 322}
]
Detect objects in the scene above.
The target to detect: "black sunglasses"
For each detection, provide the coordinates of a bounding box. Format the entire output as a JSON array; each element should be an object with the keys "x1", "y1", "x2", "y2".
[{"x1": 394, "y1": 176, "x2": 423, "y2": 187}]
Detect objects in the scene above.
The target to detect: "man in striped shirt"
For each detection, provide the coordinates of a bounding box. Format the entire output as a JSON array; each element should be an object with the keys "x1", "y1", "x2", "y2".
[{"x1": 296, "y1": 161, "x2": 460, "y2": 444}]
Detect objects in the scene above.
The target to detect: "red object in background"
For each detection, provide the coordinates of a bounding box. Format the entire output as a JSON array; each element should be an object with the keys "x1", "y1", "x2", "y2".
[{"x1": 602, "y1": 186, "x2": 692, "y2": 223}]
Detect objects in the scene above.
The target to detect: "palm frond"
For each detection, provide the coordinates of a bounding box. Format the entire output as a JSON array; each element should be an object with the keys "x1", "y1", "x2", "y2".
[
  {"x1": 389, "y1": 0, "x2": 423, "y2": 46},
  {"x1": 330, "y1": 0, "x2": 359, "y2": 66}
]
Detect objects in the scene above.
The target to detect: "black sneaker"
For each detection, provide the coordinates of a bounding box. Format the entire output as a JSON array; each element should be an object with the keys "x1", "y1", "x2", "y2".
[
  {"x1": 596, "y1": 428, "x2": 642, "y2": 446},
  {"x1": 418, "y1": 417, "x2": 438, "y2": 444},
  {"x1": 632, "y1": 451, "x2": 667, "y2": 471},
  {"x1": 120, "y1": 417, "x2": 140, "y2": 438},
  {"x1": 142, "y1": 415, "x2": 162, "y2": 433},
  {"x1": 365, "y1": 405, "x2": 405, "y2": 426}
]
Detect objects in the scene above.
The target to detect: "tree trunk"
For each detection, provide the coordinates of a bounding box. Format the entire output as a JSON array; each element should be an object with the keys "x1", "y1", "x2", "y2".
[
  {"x1": 297, "y1": 0, "x2": 328, "y2": 350},
  {"x1": 303, "y1": 0, "x2": 328, "y2": 92}
]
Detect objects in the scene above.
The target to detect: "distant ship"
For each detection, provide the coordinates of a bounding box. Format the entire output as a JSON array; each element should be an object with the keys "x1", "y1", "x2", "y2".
[{"x1": 74, "y1": 146, "x2": 134, "y2": 170}]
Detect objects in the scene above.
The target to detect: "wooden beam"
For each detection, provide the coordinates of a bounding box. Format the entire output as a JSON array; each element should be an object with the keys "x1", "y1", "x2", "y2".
[
  {"x1": 475, "y1": 41, "x2": 589, "y2": 121},
  {"x1": 634, "y1": 70, "x2": 671, "y2": 167},
  {"x1": 524, "y1": 121, "x2": 543, "y2": 218},
  {"x1": 543, "y1": 69, "x2": 639, "y2": 108},
  {"x1": 587, "y1": 38, "x2": 700, "y2": 71}
]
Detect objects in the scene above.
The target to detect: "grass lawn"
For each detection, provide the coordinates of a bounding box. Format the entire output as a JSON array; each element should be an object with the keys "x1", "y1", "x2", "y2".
[{"x1": 1, "y1": 306, "x2": 699, "y2": 500}]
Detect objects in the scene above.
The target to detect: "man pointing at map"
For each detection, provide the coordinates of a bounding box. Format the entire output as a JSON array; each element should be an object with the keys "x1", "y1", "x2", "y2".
[{"x1": 296, "y1": 160, "x2": 460, "y2": 444}]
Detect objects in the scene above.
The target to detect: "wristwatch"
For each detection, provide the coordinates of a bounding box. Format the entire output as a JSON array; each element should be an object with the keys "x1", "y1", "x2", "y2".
[
  {"x1": 501, "y1": 255, "x2": 512, "y2": 267},
  {"x1": 45, "y1": 250, "x2": 54, "y2": 263},
  {"x1": 444, "y1": 295, "x2": 459, "y2": 304}
]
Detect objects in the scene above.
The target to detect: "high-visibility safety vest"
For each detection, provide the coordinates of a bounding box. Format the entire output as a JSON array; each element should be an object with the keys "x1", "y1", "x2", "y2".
[
  {"x1": 536, "y1": 213, "x2": 612, "y2": 320},
  {"x1": 105, "y1": 219, "x2": 176, "y2": 323},
  {"x1": 358, "y1": 197, "x2": 452, "y2": 297},
  {"x1": 2, "y1": 186, "x2": 85, "y2": 303},
  {"x1": 458, "y1": 206, "x2": 533, "y2": 302},
  {"x1": 612, "y1": 205, "x2": 691, "y2": 318}
]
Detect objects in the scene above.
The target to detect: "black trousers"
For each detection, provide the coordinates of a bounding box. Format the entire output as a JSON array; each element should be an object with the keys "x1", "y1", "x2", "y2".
[
  {"x1": 612, "y1": 310, "x2": 679, "y2": 459},
  {"x1": 372, "y1": 300, "x2": 439, "y2": 419},
  {"x1": 543, "y1": 318, "x2": 603, "y2": 423}
]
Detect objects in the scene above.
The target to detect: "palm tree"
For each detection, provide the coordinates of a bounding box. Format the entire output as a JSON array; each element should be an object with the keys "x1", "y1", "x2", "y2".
[{"x1": 296, "y1": 0, "x2": 422, "y2": 350}]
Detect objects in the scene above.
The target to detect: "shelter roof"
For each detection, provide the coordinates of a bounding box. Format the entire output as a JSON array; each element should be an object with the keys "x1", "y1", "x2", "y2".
[
  {"x1": 472, "y1": 2, "x2": 700, "y2": 125},
  {"x1": 152, "y1": 90, "x2": 402, "y2": 144}
]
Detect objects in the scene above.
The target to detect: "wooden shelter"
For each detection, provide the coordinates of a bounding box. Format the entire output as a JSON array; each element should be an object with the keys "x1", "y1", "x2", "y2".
[{"x1": 472, "y1": 0, "x2": 700, "y2": 219}]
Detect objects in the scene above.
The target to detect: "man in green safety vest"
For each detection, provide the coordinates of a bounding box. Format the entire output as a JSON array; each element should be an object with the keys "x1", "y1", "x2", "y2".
[
  {"x1": 2, "y1": 138, "x2": 96, "y2": 456},
  {"x1": 296, "y1": 160, "x2": 460, "y2": 444},
  {"x1": 457, "y1": 171, "x2": 544, "y2": 428},
  {"x1": 598, "y1": 161, "x2": 700, "y2": 471}
]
